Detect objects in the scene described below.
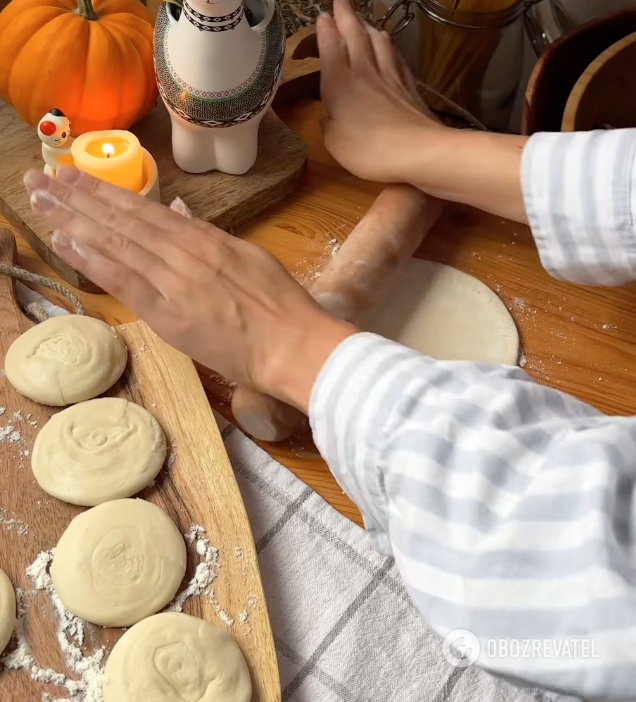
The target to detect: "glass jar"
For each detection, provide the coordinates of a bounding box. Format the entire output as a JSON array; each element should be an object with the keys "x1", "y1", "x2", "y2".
[
  {"x1": 377, "y1": 0, "x2": 538, "y2": 131},
  {"x1": 524, "y1": 0, "x2": 564, "y2": 54}
]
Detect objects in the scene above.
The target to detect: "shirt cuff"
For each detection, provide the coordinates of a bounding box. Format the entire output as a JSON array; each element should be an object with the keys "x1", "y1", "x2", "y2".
[
  {"x1": 521, "y1": 129, "x2": 636, "y2": 286},
  {"x1": 309, "y1": 332, "x2": 429, "y2": 552}
]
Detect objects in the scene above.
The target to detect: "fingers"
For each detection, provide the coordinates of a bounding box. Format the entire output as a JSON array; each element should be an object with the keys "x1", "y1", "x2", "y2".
[
  {"x1": 28, "y1": 187, "x2": 181, "y2": 296},
  {"x1": 50, "y1": 230, "x2": 168, "y2": 312},
  {"x1": 332, "y1": 0, "x2": 376, "y2": 69},
  {"x1": 26, "y1": 171, "x2": 187, "y2": 264},
  {"x1": 24, "y1": 168, "x2": 233, "y2": 277},
  {"x1": 366, "y1": 26, "x2": 402, "y2": 82},
  {"x1": 27, "y1": 167, "x2": 225, "y2": 253},
  {"x1": 316, "y1": 13, "x2": 348, "y2": 110}
]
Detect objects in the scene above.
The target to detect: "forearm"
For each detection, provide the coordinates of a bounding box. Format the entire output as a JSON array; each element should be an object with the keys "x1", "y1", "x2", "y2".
[
  {"x1": 403, "y1": 124, "x2": 636, "y2": 286},
  {"x1": 310, "y1": 333, "x2": 636, "y2": 700},
  {"x1": 404, "y1": 124, "x2": 529, "y2": 224}
]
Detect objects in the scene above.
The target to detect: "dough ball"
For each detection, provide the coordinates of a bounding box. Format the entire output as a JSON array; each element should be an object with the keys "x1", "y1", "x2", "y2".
[
  {"x1": 0, "y1": 568, "x2": 16, "y2": 655},
  {"x1": 32, "y1": 398, "x2": 167, "y2": 507},
  {"x1": 4, "y1": 315, "x2": 127, "y2": 406},
  {"x1": 51, "y1": 499, "x2": 186, "y2": 627},
  {"x1": 361, "y1": 259, "x2": 519, "y2": 365},
  {"x1": 103, "y1": 612, "x2": 251, "y2": 702}
]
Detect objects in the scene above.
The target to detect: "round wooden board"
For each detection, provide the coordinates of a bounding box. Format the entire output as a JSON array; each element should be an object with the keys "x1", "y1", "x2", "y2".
[{"x1": 562, "y1": 31, "x2": 636, "y2": 131}]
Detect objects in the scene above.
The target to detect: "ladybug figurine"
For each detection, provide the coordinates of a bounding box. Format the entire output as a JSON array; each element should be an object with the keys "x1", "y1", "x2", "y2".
[{"x1": 37, "y1": 108, "x2": 75, "y2": 175}]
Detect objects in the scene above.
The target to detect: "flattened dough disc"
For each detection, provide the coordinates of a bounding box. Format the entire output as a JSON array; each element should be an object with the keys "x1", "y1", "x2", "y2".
[
  {"x1": 32, "y1": 398, "x2": 167, "y2": 506},
  {"x1": 51, "y1": 499, "x2": 186, "y2": 627},
  {"x1": 103, "y1": 612, "x2": 251, "y2": 702},
  {"x1": 4, "y1": 315, "x2": 127, "y2": 406},
  {"x1": 0, "y1": 568, "x2": 16, "y2": 655},
  {"x1": 361, "y1": 259, "x2": 519, "y2": 365}
]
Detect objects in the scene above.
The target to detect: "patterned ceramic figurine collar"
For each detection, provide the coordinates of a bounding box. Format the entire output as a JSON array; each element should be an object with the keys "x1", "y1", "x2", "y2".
[
  {"x1": 38, "y1": 108, "x2": 75, "y2": 175},
  {"x1": 154, "y1": 0, "x2": 285, "y2": 174}
]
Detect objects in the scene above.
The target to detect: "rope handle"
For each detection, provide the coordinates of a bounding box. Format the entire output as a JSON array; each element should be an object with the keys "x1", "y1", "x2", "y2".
[{"x1": 0, "y1": 261, "x2": 85, "y2": 317}]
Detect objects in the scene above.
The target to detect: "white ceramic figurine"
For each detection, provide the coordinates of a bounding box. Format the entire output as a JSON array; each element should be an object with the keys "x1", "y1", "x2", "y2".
[
  {"x1": 154, "y1": 0, "x2": 285, "y2": 175},
  {"x1": 38, "y1": 109, "x2": 75, "y2": 175}
]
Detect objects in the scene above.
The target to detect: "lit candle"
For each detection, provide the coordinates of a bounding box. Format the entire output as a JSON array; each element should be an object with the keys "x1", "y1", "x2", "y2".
[{"x1": 71, "y1": 130, "x2": 144, "y2": 193}]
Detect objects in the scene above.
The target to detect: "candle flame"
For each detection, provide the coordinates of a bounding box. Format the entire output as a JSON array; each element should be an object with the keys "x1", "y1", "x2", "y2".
[{"x1": 102, "y1": 143, "x2": 115, "y2": 159}]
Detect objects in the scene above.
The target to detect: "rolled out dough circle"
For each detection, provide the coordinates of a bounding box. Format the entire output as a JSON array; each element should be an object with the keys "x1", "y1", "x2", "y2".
[
  {"x1": 4, "y1": 315, "x2": 127, "y2": 406},
  {"x1": 0, "y1": 567, "x2": 16, "y2": 655},
  {"x1": 32, "y1": 398, "x2": 167, "y2": 506},
  {"x1": 362, "y1": 259, "x2": 519, "y2": 365},
  {"x1": 103, "y1": 612, "x2": 251, "y2": 702},
  {"x1": 51, "y1": 499, "x2": 186, "y2": 627}
]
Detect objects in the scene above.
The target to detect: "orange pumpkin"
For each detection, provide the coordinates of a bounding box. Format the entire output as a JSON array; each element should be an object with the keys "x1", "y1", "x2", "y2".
[{"x1": 0, "y1": 0, "x2": 158, "y2": 134}]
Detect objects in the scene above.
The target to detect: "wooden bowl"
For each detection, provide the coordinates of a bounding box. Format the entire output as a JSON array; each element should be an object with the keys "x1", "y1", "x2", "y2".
[
  {"x1": 561, "y1": 32, "x2": 636, "y2": 131},
  {"x1": 522, "y1": 9, "x2": 636, "y2": 135}
]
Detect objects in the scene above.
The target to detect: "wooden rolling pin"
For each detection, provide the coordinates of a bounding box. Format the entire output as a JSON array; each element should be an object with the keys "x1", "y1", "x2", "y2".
[{"x1": 231, "y1": 185, "x2": 443, "y2": 441}]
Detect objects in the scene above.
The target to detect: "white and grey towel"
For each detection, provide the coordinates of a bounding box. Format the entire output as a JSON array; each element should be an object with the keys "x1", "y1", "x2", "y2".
[
  {"x1": 27, "y1": 293, "x2": 577, "y2": 702},
  {"x1": 218, "y1": 415, "x2": 580, "y2": 702}
]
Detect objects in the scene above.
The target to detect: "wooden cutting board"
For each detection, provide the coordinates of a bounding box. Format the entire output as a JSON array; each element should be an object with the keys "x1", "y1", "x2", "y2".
[
  {"x1": 0, "y1": 230, "x2": 280, "y2": 701},
  {"x1": 0, "y1": 44, "x2": 315, "y2": 294},
  {"x1": 0, "y1": 101, "x2": 306, "y2": 293}
]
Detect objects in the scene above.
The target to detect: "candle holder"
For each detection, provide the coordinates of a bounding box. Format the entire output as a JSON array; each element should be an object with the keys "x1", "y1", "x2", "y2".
[
  {"x1": 139, "y1": 148, "x2": 160, "y2": 201},
  {"x1": 43, "y1": 147, "x2": 160, "y2": 201}
]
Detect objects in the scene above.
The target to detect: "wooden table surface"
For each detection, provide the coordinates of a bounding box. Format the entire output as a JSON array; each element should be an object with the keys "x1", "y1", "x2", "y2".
[{"x1": 5, "y1": 98, "x2": 636, "y2": 528}]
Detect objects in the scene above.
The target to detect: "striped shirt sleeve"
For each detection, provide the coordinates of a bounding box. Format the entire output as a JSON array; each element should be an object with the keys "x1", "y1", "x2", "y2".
[
  {"x1": 522, "y1": 128, "x2": 636, "y2": 285},
  {"x1": 310, "y1": 332, "x2": 636, "y2": 701}
]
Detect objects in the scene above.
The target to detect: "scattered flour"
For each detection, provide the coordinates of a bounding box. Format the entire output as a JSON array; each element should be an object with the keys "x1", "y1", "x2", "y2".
[
  {"x1": 1, "y1": 529, "x2": 225, "y2": 699},
  {"x1": 0, "y1": 425, "x2": 16, "y2": 442},
  {"x1": 206, "y1": 589, "x2": 234, "y2": 628},
  {"x1": 0, "y1": 507, "x2": 29, "y2": 535},
  {"x1": 519, "y1": 352, "x2": 527, "y2": 368},
  {"x1": 1, "y1": 550, "x2": 107, "y2": 701},
  {"x1": 0, "y1": 407, "x2": 5, "y2": 417},
  {"x1": 238, "y1": 594, "x2": 258, "y2": 633},
  {"x1": 167, "y1": 525, "x2": 218, "y2": 613}
]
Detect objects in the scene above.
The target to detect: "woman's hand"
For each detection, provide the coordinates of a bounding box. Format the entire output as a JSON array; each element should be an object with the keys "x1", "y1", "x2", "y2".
[
  {"x1": 317, "y1": 0, "x2": 529, "y2": 223},
  {"x1": 24, "y1": 167, "x2": 355, "y2": 412},
  {"x1": 317, "y1": 0, "x2": 446, "y2": 184}
]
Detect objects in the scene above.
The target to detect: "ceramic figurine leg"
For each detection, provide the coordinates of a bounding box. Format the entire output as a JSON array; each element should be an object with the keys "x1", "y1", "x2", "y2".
[
  {"x1": 169, "y1": 113, "x2": 218, "y2": 174},
  {"x1": 169, "y1": 111, "x2": 262, "y2": 175},
  {"x1": 211, "y1": 117, "x2": 263, "y2": 176}
]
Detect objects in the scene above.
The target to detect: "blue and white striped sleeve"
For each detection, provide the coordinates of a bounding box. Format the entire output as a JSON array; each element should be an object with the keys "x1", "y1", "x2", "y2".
[
  {"x1": 522, "y1": 128, "x2": 636, "y2": 285},
  {"x1": 310, "y1": 333, "x2": 636, "y2": 701}
]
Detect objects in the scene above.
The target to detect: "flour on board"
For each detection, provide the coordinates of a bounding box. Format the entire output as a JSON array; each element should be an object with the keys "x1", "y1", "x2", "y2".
[
  {"x1": 1, "y1": 550, "x2": 107, "y2": 702},
  {"x1": 1, "y1": 527, "x2": 224, "y2": 700},
  {"x1": 0, "y1": 508, "x2": 29, "y2": 536},
  {"x1": 167, "y1": 525, "x2": 219, "y2": 613}
]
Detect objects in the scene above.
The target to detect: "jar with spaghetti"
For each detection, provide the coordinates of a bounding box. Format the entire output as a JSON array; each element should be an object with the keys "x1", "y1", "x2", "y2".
[{"x1": 378, "y1": 0, "x2": 537, "y2": 131}]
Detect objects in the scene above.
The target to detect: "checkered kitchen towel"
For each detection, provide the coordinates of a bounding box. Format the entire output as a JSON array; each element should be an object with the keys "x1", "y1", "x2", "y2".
[
  {"x1": 217, "y1": 415, "x2": 581, "y2": 702},
  {"x1": 29, "y1": 291, "x2": 578, "y2": 702}
]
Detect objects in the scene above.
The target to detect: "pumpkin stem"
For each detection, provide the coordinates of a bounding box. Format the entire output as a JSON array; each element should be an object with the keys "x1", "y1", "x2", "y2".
[{"x1": 76, "y1": 0, "x2": 98, "y2": 20}]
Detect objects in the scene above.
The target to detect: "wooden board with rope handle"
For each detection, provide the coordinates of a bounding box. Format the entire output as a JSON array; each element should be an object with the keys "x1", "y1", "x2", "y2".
[
  {"x1": 0, "y1": 229, "x2": 281, "y2": 701},
  {"x1": 0, "y1": 24, "x2": 322, "y2": 293}
]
